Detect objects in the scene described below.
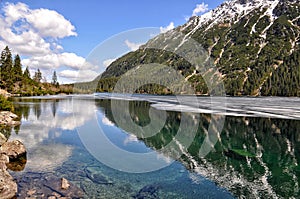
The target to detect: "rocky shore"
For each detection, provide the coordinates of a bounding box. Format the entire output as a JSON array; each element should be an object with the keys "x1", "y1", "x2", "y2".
[
  {"x1": 0, "y1": 111, "x2": 21, "y2": 126},
  {"x1": 0, "y1": 134, "x2": 84, "y2": 199},
  {"x1": 0, "y1": 137, "x2": 26, "y2": 199}
]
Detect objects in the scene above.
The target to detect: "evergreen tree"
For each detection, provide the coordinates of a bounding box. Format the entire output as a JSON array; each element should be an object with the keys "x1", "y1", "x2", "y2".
[
  {"x1": 23, "y1": 66, "x2": 31, "y2": 80},
  {"x1": 13, "y1": 54, "x2": 23, "y2": 82},
  {"x1": 0, "y1": 46, "x2": 13, "y2": 91}
]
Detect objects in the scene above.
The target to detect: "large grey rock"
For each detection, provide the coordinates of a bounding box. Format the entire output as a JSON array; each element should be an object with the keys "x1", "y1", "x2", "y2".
[
  {"x1": 0, "y1": 154, "x2": 9, "y2": 169},
  {"x1": 1, "y1": 140, "x2": 26, "y2": 160}
]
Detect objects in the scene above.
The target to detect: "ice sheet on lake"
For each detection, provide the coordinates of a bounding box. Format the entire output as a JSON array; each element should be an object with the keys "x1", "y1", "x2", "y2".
[{"x1": 94, "y1": 93, "x2": 300, "y2": 120}]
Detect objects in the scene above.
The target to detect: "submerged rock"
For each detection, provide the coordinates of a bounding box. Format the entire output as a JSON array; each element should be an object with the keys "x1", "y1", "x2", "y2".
[
  {"x1": 85, "y1": 166, "x2": 113, "y2": 185},
  {"x1": 61, "y1": 177, "x2": 70, "y2": 190},
  {"x1": 133, "y1": 184, "x2": 161, "y2": 199},
  {"x1": 6, "y1": 154, "x2": 27, "y2": 171},
  {"x1": 15, "y1": 173, "x2": 84, "y2": 198}
]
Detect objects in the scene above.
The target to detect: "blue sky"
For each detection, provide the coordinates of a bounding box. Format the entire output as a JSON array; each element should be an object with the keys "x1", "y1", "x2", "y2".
[{"x1": 0, "y1": 0, "x2": 224, "y2": 83}]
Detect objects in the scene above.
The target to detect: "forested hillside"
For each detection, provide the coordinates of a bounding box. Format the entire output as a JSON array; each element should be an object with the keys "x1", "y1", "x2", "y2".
[
  {"x1": 0, "y1": 46, "x2": 72, "y2": 96},
  {"x1": 96, "y1": 0, "x2": 300, "y2": 96}
]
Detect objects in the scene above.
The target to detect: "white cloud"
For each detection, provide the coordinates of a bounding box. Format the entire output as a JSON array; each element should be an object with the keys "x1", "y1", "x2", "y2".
[
  {"x1": 160, "y1": 22, "x2": 175, "y2": 33},
  {"x1": 103, "y1": 58, "x2": 116, "y2": 67},
  {"x1": 0, "y1": 2, "x2": 98, "y2": 83},
  {"x1": 3, "y1": 2, "x2": 76, "y2": 39},
  {"x1": 102, "y1": 116, "x2": 114, "y2": 126},
  {"x1": 9, "y1": 99, "x2": 97, "y2": 172},
  {"x1": 3, "y1": 2, "x2": 28, "y2": 25},
  {"x1": 59, "y1": 69, "x2": 99, "y2": 82},
  {"x1": 58, "y1": 53, "x2": 86, "y2": 69},
  {"x1": 27, "y1": 8, "x2": 77, "y2": 38},
  {"x1": 124, "y1": 134, "x2": 138, "y2": 145},
  {"x1": 0, "y1": 19, "x2": 51, "y2": 55},
  {"x1": 59, "y1": 70, "x2": 79, "y2": 79},
  {"x1": 22, "y1": 53, "x2": 91, "y2": 70},
  {"x1": 124, "y1": 39, "x2": 143, "y2": 51},
  {"x1": 192, "y1": 2, "x2": 209, "y2": 16}
]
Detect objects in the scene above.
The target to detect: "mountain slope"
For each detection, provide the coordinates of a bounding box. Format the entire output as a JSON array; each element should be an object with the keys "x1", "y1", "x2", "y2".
[{"x1": 100, "y1": 0, "x2": 300, "y2": 96}]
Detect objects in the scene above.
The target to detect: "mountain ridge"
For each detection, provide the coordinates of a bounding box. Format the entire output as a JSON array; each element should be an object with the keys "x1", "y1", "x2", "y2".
[{"x1": 96, "y1": 0, "x2": 300, "y2": 96}]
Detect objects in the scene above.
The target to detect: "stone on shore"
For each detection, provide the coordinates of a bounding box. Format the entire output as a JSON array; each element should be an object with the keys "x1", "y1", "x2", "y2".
[
  {"x1": 0, "y1": 111, "x2": 21, "y2": 126},
  {"x1": 0, "y1": 140, "x2": 27, "y2": 199},
  {"x1": 0, "y1": 169, "x2": 18, "y2": 199},
  {"x1": 0, "y1": 133, "x2": 7, "y2": 146},
  {"x1": 0, "y1": 154, "x2": 9, "y2": 170},
  {"x1": 1, "y1": 140, "x2": 26, "y2": 160}
]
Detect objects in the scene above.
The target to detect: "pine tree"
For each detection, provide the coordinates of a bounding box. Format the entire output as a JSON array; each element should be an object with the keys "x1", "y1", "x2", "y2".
[
  {"x1": 0, "y1": 46, "x2": 13, "y2": 91},
  {"x1": 13, "y1": 54, "x2": 23, "y2": 82},
  {"x1": 23, "y1": 66, "x2": 31, "y2": 80}
]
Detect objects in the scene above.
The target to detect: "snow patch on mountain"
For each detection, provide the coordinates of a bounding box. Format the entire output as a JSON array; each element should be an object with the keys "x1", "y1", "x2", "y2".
[{"x1": 183, "y1": 0, "x2": 281, "y2": 35}]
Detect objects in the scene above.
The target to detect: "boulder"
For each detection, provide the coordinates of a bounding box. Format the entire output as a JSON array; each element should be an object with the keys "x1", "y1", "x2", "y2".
[
  {"x1": 0, "y1": 133, "x2": 7, "y2": 146},
  {"x1": 0, "y1": 111, "x2": 20, "y2": 126},
  {"x1": 0, "y1": 138, "x2": 27, "y2": 199},
  {"x1": 0, "y1": 150, "x2": 10, "y2": 170},
  {"x1": 5, "y1": 112, "x2": 18, "y2": 119},
  {"x1": 0, "y1": 162, "x2": 7, "y2": 171},
  {"x1": 1, "y1": 140, "x2": 26, "y2": 160},
  {"x1": 0, "y1": 169, "x2": 17, "y2": 199}
]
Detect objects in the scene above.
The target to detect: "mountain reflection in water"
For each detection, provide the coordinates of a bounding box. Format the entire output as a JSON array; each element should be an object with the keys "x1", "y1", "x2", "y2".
[
  {"x1": 96, "y1": 98, "x2": 300, "y2": 198},
  {"x1": 4, "y1": 96, "x2": 300, "y2": 198}
]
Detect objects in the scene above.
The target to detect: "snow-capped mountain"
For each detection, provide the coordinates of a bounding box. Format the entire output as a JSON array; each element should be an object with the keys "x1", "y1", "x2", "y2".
[
  {"x1": 100, "y1": 0, "x2": 300, "y2": 96},
  {"x1": 181, "y1": 0, "x2": 281, "y2": 33}
]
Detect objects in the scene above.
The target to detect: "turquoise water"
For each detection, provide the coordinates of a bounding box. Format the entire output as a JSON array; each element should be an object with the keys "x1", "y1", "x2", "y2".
[
  {"x1": 6, "y1": 95, "x2": 300, "y2": 198},
  {"x1": 9, "y1": 96, "x2": 234, "y2": 198}
]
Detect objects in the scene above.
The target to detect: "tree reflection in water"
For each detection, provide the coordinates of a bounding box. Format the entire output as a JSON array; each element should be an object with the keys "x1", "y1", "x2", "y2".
[{"x1": 96, "y1": 99, "x2": 300, "y2": 198}]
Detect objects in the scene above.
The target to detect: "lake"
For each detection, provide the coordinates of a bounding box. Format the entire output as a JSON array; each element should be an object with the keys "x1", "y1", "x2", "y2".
[{"x1": 5, "y1": 94, "x2": 300, "y2": 198}]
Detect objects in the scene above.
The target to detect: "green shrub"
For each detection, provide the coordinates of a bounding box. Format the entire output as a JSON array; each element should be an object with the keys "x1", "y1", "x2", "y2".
[{"x1": 0, "y1": 95, "x2": 14, "y2": 112}]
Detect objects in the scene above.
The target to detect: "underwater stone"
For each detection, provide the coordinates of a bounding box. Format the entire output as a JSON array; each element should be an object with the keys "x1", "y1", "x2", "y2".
[{"x1": 61, "y1": 178, "x2": 70, "y2": 190}]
